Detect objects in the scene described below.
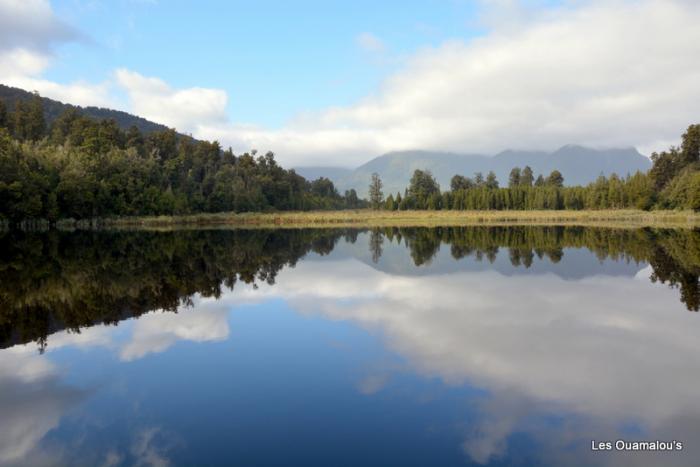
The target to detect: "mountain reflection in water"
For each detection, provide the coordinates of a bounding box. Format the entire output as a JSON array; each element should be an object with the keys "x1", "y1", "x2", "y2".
[{"x1": 0, "y1": 226, "x2": 698, "y2": 466}]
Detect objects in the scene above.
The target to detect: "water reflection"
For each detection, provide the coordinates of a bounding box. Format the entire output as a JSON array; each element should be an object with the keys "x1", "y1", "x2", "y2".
[
  {"x1": 1, "y1": 227, "x2": 698, "y2": 351},
  {"x1": 271, "y1": 258, "x2": 699, "y2": 465},
  {"x1": 0, "y1": 227, "x2": 699, "y2": 466},
  {"x1": 0, "y1": 343, "x2": 88, "y2": 464},
  {"x1": 0, "y1": 229, "x2": 341, "y2": 350}
]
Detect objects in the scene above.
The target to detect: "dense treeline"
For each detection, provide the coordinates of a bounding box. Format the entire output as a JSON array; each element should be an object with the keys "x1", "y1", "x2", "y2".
[
  {"x1": 0, "y1": 93, "x2": 364, "y2": 223},
  {"x1": 2, "y1": 90, "x2": 699, "y2": 221},
  {"x1": 378, "y1": 125, "x2": 700, "y2": 211}
]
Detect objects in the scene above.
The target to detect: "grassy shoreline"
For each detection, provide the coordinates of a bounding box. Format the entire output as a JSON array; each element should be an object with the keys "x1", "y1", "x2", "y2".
[{"x1": 32, "y1": 209, "x2": 700, "y2": 230}]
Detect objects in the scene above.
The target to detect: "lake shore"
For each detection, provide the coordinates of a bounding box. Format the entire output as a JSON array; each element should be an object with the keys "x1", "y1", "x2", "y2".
[{"x1": 41, "y1": 209, "x2": 700, "y2": 230}]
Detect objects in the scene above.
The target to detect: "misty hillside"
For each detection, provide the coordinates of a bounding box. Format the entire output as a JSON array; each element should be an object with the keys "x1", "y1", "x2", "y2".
[
  {"x1": 298, "y1": 146, "x2": 652, "y2": 196},
  {"x1": 293, "y1": 166, "x2": 353, "y2": 183},
  {"x1": 0, "y1": 84, "x2": 171, "y2": 135}
]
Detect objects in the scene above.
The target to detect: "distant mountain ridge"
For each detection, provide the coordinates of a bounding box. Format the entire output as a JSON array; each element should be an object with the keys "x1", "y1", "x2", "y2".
[
  {"x1": 0, "y1": 83, "x2": 172, "y2": 135},
  {"x1": 291, "y1": 166, "x2": 353, "y2": 182},
  {"x1": 296, "y1": 146, "x2": 652, "y2": 196}
]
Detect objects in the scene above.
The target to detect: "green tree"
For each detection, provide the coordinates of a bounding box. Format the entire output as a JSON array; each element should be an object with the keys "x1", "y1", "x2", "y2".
[
  {"x1": 508, "y1": 167, "x2": 521, "y2": 187},
  {"x1": 369, "y1": 172, "x2": 384, "y2": 209},
  {"x1": 344, "y1": 189, "x2": 359, "y2": 208},
  {"x1": 451, "y1": 174, "x2": 473, "y2": 191},
  {"x1": 546, "y1": 170, "x2": 564, "y2": 187},
  {"x1": 681, "y1": 124, "x2": 700, "y2": 165},
  {"x1": 427, "y1": 193, "x2": 441, "y2": 210},
  {"x1": 408, "y1": 169, "x2": 440, "y2": 207},
  {"x1": 385, "y1": 193, "x2": 395, "y2": 211},
  {"x1": 0, "y1": 100, "x2": 7, "y2": 130},
  {"x1": 310, "y1": 177, "x2": 338, "y2": 198},
  {"x1": 650, "y1": 147, "x2": 683, "y2": 191},
  {"x1": 9, "y1": 92, "x2": 46, "y2": 142},
  {"x1": 627, "y1": 171, "x2": 654, "y2": 210},
  {"x1": 485, "y1": 171, "x2": 499, "y2": 189},
  {"x1": 688, "y1": 172, "x2": 700, "y2": 211},
  {"x1": 521, "y1": 166, "x2": 534, "y2": 187}
]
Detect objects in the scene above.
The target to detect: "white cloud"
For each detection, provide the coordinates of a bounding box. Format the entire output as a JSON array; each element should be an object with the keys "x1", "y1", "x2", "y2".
[
  {"x1": 0, "y1": 48, "x2": 51, "y2": 77},
  {"x1": 119, "y1": 297, "x2": 230, "y2": 361},
  {"x1": 0, "y1": 0, "x2": 115, "y2": 108},
  {"x1": 2, "y1": 0, "x2": 700, "y2": 169},
  {"x1": 114, "y1": 69, "x2": 228, "y2": 132},
  {"x1": 274, "y1": 259, "x2": 699, "y2": 419},
  {"x1": 202, "y1": 0, "x2": 700, "y2": 167},
  {"x1": 0, "y1": 345, "x2": 56, "y2": 384},
  {"x1": 130, "y1": 427, "x2": 172, "y2": 467},
  {"x1": 0, "y1": 344, "x2": 85, "y2": 464},
  {"x1": 4, "y1": 74, "x2": 116, "y2": 108},
  {"x1": 0, "y1": 0, "x2": 78, "y2": 53}
]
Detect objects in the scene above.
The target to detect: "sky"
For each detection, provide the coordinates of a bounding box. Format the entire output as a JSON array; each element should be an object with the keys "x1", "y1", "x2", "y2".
[{"x1": 1, "y1": 0, "x2": 699, "y2": 168}]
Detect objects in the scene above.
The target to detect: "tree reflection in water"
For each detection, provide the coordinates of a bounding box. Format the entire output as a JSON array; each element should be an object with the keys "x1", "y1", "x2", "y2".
[{"x1": 1, "y1": 226, "x2": 698, "y2": 351}]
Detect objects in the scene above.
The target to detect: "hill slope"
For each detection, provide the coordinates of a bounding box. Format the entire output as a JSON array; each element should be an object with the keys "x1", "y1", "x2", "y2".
[
  {"x1": 0, "y1": 84, "x2": 171, "y2": 134},
  {"x1": 300, "y1": 147, "x2": 652, "y2": 196},
  {"x1": 293, "y1": 166, "x2": 353, "y2": 184}
]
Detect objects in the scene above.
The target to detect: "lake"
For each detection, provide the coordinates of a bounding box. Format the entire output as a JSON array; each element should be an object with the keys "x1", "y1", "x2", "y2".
[{"x1": 1, "y1": 226, "x2": 699, "y2": 466}]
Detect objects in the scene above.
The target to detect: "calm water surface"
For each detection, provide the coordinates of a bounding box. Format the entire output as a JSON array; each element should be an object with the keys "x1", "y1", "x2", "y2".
[{"x1": 1, "y1": 227, "x2": 699, "y2": 466}]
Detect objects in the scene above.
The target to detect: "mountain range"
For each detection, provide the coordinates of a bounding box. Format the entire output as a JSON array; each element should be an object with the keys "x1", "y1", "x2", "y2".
[{"x1": 295, "y1": 147, "x2": 652, "y2": 197}]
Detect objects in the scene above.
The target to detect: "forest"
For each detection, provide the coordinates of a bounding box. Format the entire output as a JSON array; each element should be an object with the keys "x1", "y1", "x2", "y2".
[
  {"x1": 1, "y1": 91, "x2": 699, "y2": 223},
  {"x1": 0, "y1": 93, "x2": 363, "y2": 223},
  {"x1": 374, "y1": 124, "x2": 700, "y2": 211}
]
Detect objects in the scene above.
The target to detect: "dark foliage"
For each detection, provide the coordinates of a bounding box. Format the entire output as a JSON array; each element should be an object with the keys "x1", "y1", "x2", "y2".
[
  {"x1": 0, "y1": 84, "x2": 170, "y2": 135},
  {"x1": 0, "y1": 94, "x2": 364, "y2": 223}
]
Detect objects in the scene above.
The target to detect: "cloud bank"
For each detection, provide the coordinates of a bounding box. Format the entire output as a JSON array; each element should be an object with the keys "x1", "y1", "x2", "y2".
[
  {"x1": 2, "y1": 0, "x2": 700, "y2": 168},
  {"x1": 114, "y1": 69, "x2": 229, "y2": 133},
  {"x1": 200, "y1": 0, "x2": 700, "y2": 166}
]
